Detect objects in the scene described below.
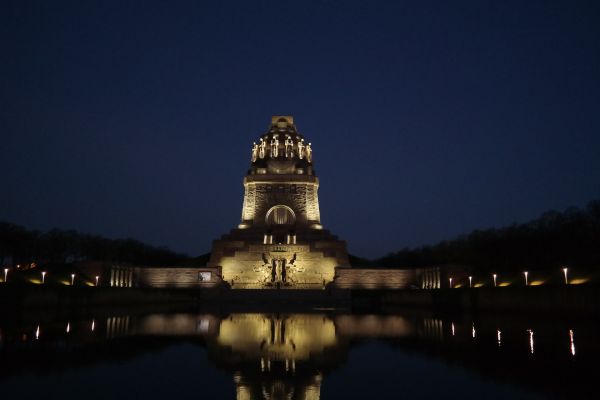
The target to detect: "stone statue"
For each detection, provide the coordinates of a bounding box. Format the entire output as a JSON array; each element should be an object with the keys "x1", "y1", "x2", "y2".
[
  {"x1": 251, "y1": 142, "x2": 258, "y2": 162},
  {"x1": 297, "y1": 139, "x2": 305, "y2": 159},
  {"x1": 271, "y1": 258, "x2": 282, "y2": 282},
  {"x1": 277, "y1": 259, "x2": 283, "y2": 282},
  {"x1": 285, "y1": 136, "x2": 293, "y2": 158},
  {"x1": 306, "y1": 143, "x2": 312, "y2": 162},
  {"x1": 259, "y1": 138, "x2": 266, "y2": 159},
  {"x1": 281, "y1": 260, "x2": 287, "y2": 283},
  {"x1": 270, "y1": 134, "x2": 279, "y2": 157}
]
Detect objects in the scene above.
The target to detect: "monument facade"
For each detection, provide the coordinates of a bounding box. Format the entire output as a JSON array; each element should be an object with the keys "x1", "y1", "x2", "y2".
[{"x1": 208, "y1": 116, "x2": 349, "y2": 288}]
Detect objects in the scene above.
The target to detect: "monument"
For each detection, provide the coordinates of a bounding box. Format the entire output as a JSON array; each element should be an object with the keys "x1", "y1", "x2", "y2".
[{"x1": 208, "y1": 116, "x2": 349, "y2": 288}]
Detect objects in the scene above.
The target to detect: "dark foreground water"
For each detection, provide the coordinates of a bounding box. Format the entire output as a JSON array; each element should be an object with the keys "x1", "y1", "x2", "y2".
[{"x1": 0, "y1": 307, "x2": 597, "y2": 399}]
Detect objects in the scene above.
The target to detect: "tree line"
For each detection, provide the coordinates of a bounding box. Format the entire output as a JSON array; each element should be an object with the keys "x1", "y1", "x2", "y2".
[
  {"x1": 3, "y1": 200, "x2": 599, "y2": 272},
  {"x1": 375, "y1": 200, "x2": 600, "y2": 273},
  {"x1": 0, "y1": 222, "x2": 192, "y2": 267}
]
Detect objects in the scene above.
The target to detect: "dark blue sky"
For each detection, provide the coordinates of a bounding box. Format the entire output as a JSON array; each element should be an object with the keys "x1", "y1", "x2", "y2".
[{"x1": 1, "y1": 1, "x2": 599, "y2": 258}]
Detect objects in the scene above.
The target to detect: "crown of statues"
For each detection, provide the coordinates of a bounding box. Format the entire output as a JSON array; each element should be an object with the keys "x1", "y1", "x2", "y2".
[{"x1": 250, "y1": 116, "x2": 313, "y2": 163}]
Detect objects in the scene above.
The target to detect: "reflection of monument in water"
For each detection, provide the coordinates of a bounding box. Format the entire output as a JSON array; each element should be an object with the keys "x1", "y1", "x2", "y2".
[
  {"x1": 209, "y1": 116, "x2": 349, "y2": 288},
  {"x1": 105, "y1": 312, "x2": 411, "y2": 400},
  {"x1": 209, "y1": 314, "x2": 340, "y2": 400},
  {"x1": 202, "y1": 313, "x2": 413, "y2": 400},
  {"x1": 3, "y1": 310, "x2": 593, "y2": 400}
]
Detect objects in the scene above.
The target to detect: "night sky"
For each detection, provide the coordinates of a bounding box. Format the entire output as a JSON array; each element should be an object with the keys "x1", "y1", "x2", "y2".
[{"x1": 1, "y1": 1, "x2": 599, "y2": 258}]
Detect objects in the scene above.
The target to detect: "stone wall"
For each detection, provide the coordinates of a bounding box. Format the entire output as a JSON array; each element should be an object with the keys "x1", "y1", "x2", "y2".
[
  {"x1": 135, "y1": 267, "x2": 222, "y2": 288},
  {"x1": 333, "y1": 268, "x2": 417, "y2": 289}
]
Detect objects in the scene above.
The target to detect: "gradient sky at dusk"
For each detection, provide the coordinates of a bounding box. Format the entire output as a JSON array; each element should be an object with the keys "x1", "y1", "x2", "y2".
[{"x1": 2, "y1": 1, "x2": 600, "y2": 258}]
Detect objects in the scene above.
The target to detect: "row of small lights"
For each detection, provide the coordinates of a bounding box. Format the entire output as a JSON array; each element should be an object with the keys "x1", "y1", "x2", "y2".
[
  {"x1": 449, "y1": 267, "x2": 571, "y2": 288},
  {"x1": 2, "y1": 269, "x2": 100, "y2": 286}
]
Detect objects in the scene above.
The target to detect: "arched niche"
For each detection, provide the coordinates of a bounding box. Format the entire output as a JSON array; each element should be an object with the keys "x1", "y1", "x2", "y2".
[{"x1": 265, "y1": 205, "x2": 296, "y2": 226}]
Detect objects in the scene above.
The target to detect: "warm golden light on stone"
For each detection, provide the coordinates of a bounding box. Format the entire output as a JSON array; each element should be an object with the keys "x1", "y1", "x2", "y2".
[{"x1": 209, "y1": 116, "x2": 349, "y2": 288}]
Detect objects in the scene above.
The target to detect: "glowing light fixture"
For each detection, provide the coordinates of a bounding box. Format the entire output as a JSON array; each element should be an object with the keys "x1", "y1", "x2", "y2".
[
  {"x1": 71, "y1": 274, "x2": 75, "y2": 286},
  {"x1": 472, "y1": 323, "x2": 476, "y2": 339},
  {"x1": 468, "y1": 276, "x2": 472, "y2": 288},
  {"x1": 449, "y1": 277, "x2": 453, "y2": 288},
  {"x1": 41, "y1": 271, "x2": 46, "y2": 284},
  {"x1": 35, "y1": 325, "x2": 40, "y2": 340},
  {"x1": 497, "y1": 330, "x2": 502, "y2": 347},
  {"x1": 91, "y1": 320, "x2": 95, "y2": 332},
  {"x1": 562, "y1": 267, "x2": 569, "y2": 285},
  {"x1": 66, "y1": 322, "x2": 71, "y2": 333},
  {"x1": 95, "y1": 276, "x2": 99, "y2": 286},
  {"x1": 451, "y1": 322, "x2": 455, "y2": 336},
  {"x1": 3, "y1": 268, "x2": 8, "y2": 282},
  {"x1": 493, "y1": 274, "x2": 497, "y2": 287},
  {"x1": 524, "y1": 271, "x2": 528, "y2": 286}
]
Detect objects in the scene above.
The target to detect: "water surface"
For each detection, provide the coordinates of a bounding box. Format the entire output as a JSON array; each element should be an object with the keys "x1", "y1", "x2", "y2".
[{"x1": 0, "y1": 308, "x2": 595, "y2": 399}]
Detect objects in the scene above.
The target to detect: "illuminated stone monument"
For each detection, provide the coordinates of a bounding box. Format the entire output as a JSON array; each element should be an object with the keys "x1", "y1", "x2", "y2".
[{"x1": 208, "y1": 116, "x2": 349, "y2": 288}]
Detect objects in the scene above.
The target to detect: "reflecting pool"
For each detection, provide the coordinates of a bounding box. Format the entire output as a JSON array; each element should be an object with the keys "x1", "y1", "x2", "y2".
[{"x1": 0, "y1": 308, "x2": 597, "y2": 399}]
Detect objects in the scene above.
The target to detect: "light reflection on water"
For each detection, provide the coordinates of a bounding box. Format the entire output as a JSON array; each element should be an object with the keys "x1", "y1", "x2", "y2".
[
  {"x1": 527, "y1": 329, "x2": 535, "y2": 354},
  {"x1": 0, "y1": 310, "x2": 597, "y2": 399}
]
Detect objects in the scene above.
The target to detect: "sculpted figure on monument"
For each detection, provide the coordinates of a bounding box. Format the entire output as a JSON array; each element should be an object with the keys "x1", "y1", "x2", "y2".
[
  {"x1": 271, "y1": 259, "x2": 277, "y2": 282},
  {"x1": 251, "y1": 142, "x2": 258, "y2": 162},
  {"x1": 282, "y1": 260, "x2": 287, "y2": 283},
  {"x1": 297, "y1": 139, "x2": 305, "y2": 159},
  {"x1": 271, "y1": 259, "x2": 281, "y2": 282},
  {"x1": 278, "y1": 259, "x2": 284, "y2": 282},
  {"x1": 270, "y1": 134, "x2": 279, "y2": 157},
  {"x1": 306, "y1": 143, "x2": 312, "y2": 162},
  {"x1": 259, "y1": 138, "x2": 266, "y2": 159},
  {"x1": 285, "y1": 136, "x2": 294, "y2": 158}
]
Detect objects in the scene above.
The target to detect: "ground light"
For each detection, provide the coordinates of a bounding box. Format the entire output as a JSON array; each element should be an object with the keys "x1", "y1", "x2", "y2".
[
  {"x1": 493, "y1": 274, "x2": 497, "y2": 287},
  {"x1": 95, "y1": 276, "x2": 99, "y2": 286},
  {"x1": 41, "y1": 271, "x2": 46, "y2": 284},
  {"x1": 468, "y1": 276, "x2": 472, "y2": 288},
  {"x1": 563, "y1": 267, "x2": 569, "y2": 284},
  {"x1": 524, "y1": 271, "x2": 528, "y2": 286},
  {"x1": 71, "y1": 274, "x2": 75, "y2": 286},
  {"x1": 449, "y1": 277, "x2": 453, "y2": 288},
  {"x1": 3, "y1": 268, "x2": 8, "y2": 282}
]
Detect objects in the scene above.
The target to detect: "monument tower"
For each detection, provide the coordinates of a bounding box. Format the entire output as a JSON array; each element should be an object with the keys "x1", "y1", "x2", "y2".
[{"x1": 208, "y1": 116, "x2": 349, "y2": 288}]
